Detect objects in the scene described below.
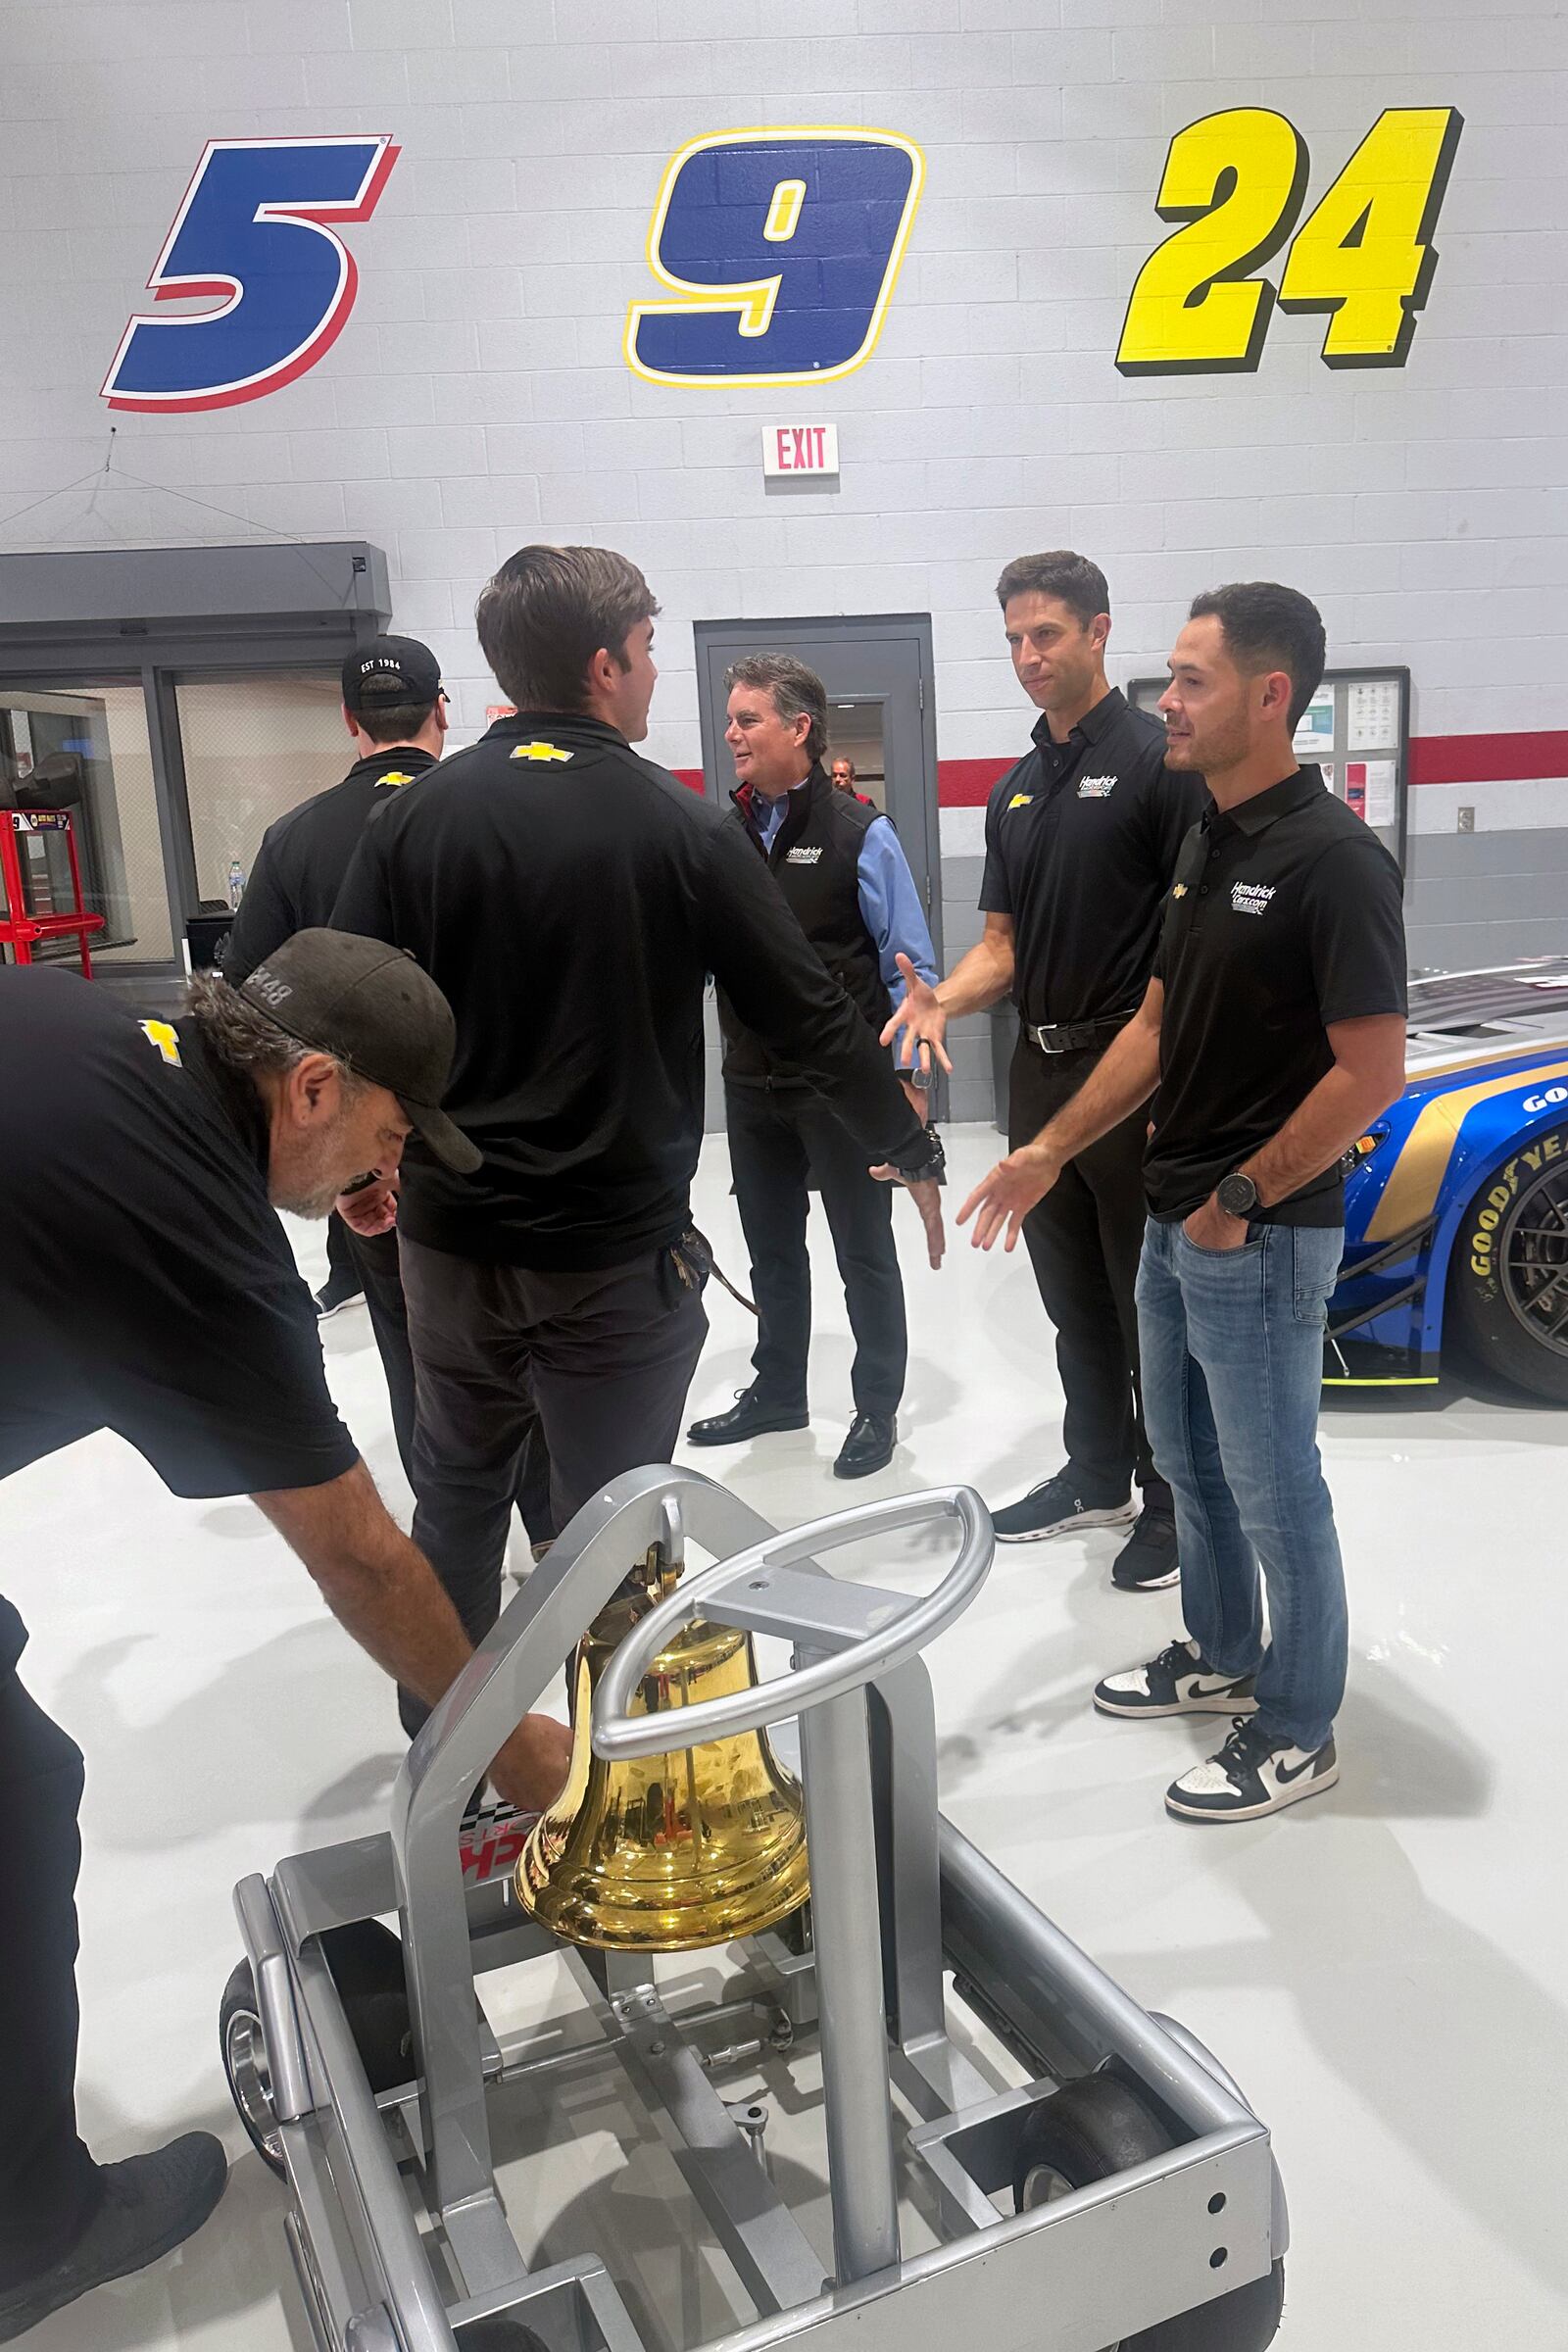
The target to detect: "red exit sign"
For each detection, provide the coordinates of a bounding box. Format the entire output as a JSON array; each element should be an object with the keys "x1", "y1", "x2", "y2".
[{"x1": 762, "y1": 422, "x2": 839, "y2": 477}]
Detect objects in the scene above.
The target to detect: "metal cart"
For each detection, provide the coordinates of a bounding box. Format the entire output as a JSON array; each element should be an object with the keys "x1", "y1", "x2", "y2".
[{"x1": 224, "y1": 1468, "x2": 1287, "y2": 2352}]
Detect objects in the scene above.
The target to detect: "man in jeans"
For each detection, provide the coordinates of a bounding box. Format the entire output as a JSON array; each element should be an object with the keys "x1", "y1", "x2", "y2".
[{"x1": 957, "y1": 583, "x2": 1406, "y2": 1821}]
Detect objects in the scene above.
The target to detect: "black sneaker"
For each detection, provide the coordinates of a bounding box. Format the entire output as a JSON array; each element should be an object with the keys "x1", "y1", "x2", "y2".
[
  {"x1": 0, "y1": 2133, "x2": 228, "y2": 2344},
  {"x1": 990, "y1": 1469, "x2": 1137, "y2": 1544},
  {"x1": 1166, "y1": 1716, "x2": 1339, "y2": 1823},
  {"x1": 314, "y1": 1267, "x2": 364, "y2": 1318},
  {"x1": 1111, "y1": 1509, "x2": 1180, "y2": 1592},
  {"x1": 1093, "y1": 1639, "x2": 1258, "y2": 1720}
]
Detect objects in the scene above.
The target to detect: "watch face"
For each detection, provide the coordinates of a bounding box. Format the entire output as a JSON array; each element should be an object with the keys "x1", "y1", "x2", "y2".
[{"x1": 1218, "y1": 1173, "x2": 1255, "y2": 1215}]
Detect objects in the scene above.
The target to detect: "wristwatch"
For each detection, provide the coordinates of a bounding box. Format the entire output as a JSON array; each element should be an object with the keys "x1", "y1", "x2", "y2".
[
  {"x1": 893, "y1": 1125, "x2": 947, "y2": 1187},
  {"x1": 1216, "y1": 1170, "x2": 1260, "y2": 1218},
  {"x1": 906, "y1": 1062, "x2": 933, "y2": 1092}
]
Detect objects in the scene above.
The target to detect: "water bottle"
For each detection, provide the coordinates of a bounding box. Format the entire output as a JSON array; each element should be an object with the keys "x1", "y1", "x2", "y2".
[{"x1": 227, "y1": 858, "x2": 245, "y2": 910}]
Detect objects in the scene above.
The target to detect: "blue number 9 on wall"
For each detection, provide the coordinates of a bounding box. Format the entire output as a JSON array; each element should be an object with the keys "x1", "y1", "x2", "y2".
[{"x1": 626, "y1": 128, "x2": 924, "y2": 386}]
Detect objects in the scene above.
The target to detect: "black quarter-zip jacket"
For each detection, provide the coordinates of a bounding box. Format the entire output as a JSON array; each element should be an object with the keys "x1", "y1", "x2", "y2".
[
  {"x1": 331, "y1": 711, "x2": 928, "y2": 1269},
  {"x1": 223, "y1": 744, "x2": 438, "y2": 983}
]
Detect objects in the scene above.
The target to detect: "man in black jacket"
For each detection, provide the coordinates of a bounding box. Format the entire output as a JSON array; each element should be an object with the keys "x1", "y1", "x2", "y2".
[
  {"x1": 688, "y1": 654, "x2": 938, "y2": 1478},
  {"x1": 333, "y1": 546, "x2": 944, "y2": 1716},
  {"x1": 224, "y1": 638, "x2": 556, "y2": 1549}
]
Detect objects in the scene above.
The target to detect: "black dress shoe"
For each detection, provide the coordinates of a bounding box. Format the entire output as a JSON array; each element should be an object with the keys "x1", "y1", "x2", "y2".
[
  {"x1": 834, "y1": 1410, "x2": 896, "y2": 1478},
  {"x1": 686, "y1": 1384, "x2": 808, "y2": 1446}
]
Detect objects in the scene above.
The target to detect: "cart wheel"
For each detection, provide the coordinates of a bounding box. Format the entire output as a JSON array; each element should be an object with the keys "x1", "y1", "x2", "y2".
[
  {"x1": 1120, "y1": 2260, "x2": 1285, "y2": 2350},
  {"x1": 220, "y1": 1959, "x2": 286, "y2": 2180},
  {"x1": 1012, "y1": 2070, "x2": 1172, "y2": 2213},
  {"x1": 220, "y1": 1920, "x2": 415, "y2": 2180}
]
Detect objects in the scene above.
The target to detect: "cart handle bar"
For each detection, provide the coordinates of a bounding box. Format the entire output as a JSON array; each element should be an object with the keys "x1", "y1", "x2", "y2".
[{"x1": 592, "y1": 1484, "x2": 992, "y2": 1761}]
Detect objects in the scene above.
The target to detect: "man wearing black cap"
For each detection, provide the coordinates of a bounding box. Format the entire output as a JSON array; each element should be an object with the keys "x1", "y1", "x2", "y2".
[
  {"x1": 223, "y1": 641, "x2": 555, "y2": 1547},
  {"x1": 226, "y1": 632, "x2": 446, "y2": 1334},
  {"x1": 0, "y1": 932, "x2": 570, "y2": 2344}
]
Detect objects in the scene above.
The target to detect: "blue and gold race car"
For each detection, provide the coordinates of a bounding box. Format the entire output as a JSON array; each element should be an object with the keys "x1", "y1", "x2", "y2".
[{"x1": 1327, "y1": 960, "x2": 1568, "y2": 1401}]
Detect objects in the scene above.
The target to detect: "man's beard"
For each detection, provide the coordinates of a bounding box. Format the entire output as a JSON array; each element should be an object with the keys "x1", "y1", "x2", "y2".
[{"x1": 271, "y1": 1124, "x2": 354, "y2": 1220}]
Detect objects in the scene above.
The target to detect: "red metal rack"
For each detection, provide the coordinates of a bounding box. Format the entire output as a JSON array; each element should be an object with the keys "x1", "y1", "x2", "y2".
[{"x1": 0, "y1": 808, "x2": 106, "y2": 976}]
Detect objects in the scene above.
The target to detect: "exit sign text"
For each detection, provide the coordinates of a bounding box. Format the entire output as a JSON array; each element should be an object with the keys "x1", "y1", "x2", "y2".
[{"x1": 762, "y1": 423, "x2": 839, "y2": 477}]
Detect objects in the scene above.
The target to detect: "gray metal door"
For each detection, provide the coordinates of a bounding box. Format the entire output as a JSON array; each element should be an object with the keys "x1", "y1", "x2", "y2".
[{"x1": 693, "y1": 614, "x2": 942, "y2": 968}]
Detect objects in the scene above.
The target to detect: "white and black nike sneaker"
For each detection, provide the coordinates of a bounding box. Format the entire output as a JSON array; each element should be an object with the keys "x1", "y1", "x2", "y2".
[
  {"x1": 1093, "y1": 1639, "x2": 1258, "y2": 1720},
  {"x1": 991, "y1": 1469, "x2": 1137, "y2": 1544},
  {"x1": 1165, "y1": 1716, "x2": 1339, "y2": 1823}
]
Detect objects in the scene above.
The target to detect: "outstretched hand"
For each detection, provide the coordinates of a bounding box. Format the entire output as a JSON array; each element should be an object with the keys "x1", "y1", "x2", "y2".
[
  {"x1": 868, "y1": 1163, "x2": 946, "y2": 1268},
  {"x1": 956, "y1": 1144, "x2": 1059, "y2": 1251},
  {"x1": 879, "y1": 954, "x2": 952, "y2": 1077}
]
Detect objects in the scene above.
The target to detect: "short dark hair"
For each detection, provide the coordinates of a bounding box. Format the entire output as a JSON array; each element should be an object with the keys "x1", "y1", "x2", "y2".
[
  {"x1": 355, "y1": 698, "x2": 438, "y2": 747},
  {"x1": 724, "y1": 653, "x2": 829, "y2": 763},
  {"x1": 476, "y1": 545, "x2": 660, "y2": 713},
  {"x1": 1189, "y1": 582, "x2": 1326, "y2": 730},
  {"x1": 995, "y1": 550, "x2": 1110, "y2": 629}
]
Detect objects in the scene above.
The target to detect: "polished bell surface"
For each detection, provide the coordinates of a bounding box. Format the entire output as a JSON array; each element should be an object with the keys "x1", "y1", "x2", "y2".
[{"x1": 514, "y1": 1556, "x2": 809, "y2": 1951}]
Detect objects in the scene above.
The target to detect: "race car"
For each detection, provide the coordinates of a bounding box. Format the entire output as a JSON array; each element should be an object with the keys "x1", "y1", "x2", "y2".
[{"x1": 1327, "y1": 958, "x2": 1568, "y2": 1402}]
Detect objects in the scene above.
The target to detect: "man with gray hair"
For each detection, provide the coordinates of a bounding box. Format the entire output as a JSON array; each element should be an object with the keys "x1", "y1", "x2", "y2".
[
  {"x1": 687, "y1": 653, "x2": 939, "y2": 1479},
  {"x1": 0, "y1": 933, "x2": 570, "y2": 2341}
]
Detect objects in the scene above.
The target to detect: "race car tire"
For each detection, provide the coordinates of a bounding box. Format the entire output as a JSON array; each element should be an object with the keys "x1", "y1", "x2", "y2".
[{"x1": 1448, "y1": 1124, "x2": 1568, "y2": 1403}]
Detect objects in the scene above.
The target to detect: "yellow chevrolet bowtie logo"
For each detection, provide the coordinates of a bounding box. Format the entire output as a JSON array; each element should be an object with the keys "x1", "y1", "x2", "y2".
[
  {"x1": 379, "y1": 770, "x2": 415, "y2": 787},
  {"x1": 1172, "y1": 882, "x2": 1188, "y2": 898},
  {"x1": 511, "y1": 740, "x2": 572, "y2": 762},
  {"x1": 1007, "y1": 791, "x2": 1033, "y2": 809}
]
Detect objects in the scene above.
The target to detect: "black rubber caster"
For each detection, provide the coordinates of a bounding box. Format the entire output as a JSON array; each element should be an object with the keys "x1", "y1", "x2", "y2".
[
  {"x1": 220, "y1": 1918, "x2": 414, "y2": 2180},
  {"x1": 1012, "y1": 2071, "x2": 1284, "y2": 2350}
]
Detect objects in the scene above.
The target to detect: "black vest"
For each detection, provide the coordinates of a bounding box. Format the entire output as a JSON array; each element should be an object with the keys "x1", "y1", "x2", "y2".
[{"x1": 719, "y1": 762, "x2": 892, "y2": 1087}]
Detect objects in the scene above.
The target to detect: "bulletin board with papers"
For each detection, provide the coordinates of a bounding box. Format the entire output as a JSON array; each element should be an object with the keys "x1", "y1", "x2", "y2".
[{"x1": 1130, "y1": 664, "x2": 1411, "y2": 870}]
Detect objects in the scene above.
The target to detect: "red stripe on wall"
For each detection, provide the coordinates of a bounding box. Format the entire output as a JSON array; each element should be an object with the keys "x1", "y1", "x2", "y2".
[
  {"x1": 674, "y1": 733, "x2": 1568, "y2": 808},
  {"x1": 1407, "y1": 731, "x2": 1568, "y2": 787}
]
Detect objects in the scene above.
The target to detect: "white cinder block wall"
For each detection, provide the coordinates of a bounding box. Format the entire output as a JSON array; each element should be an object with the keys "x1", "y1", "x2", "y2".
[{"x1": 2, "y1": 0, "x2": 1565, "y2": 1113}]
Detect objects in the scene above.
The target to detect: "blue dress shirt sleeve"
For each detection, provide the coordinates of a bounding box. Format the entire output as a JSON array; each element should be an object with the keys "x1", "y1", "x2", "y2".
[{"x1": 857, "y1": 816, "x2": 937, "y2": 1007}]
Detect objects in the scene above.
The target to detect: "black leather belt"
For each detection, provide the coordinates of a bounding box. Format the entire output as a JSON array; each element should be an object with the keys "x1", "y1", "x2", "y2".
[{"x1": 1024, "y1": 1012, "x2": 1134, "y2": 1054}]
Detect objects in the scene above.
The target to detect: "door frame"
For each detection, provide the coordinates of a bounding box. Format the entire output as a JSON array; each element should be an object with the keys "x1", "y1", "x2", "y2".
[{"x1": 692, "y1": 612, "x2": 943, "y2": 968}]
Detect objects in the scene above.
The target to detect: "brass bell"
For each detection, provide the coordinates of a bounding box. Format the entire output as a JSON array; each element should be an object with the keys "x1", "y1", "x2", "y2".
[{"x1": 514, "y1": 1543, "x2": 809, "y2": 1951}]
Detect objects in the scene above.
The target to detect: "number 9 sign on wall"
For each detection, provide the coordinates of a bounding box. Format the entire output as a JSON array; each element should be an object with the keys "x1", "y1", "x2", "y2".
[
  {"x1": 101, "y1": 135, "x2": 399, "y2": 413},
  {"x1": 625, "y1": 127, "x2": 924, "y2": 386}
]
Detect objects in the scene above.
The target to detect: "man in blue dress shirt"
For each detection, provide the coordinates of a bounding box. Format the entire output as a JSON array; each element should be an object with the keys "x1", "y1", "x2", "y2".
[{"x1": 690, "y1": 654, "x2": 939, "y2": 1479}]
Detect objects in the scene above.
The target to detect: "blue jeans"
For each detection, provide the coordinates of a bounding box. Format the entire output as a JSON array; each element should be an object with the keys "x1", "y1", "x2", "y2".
[{"x1": 1135, "y1": 1214, "x2": 1348, "y2": 1752}]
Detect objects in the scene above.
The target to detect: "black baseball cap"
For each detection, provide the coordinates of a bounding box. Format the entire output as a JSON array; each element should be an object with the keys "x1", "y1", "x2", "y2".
[
  {"x1": 341, "y1": 634, "x2": 444, "y2": 715},
  {"x1": 239, "y1": 930, "x2": 481, "y2": 1175}
]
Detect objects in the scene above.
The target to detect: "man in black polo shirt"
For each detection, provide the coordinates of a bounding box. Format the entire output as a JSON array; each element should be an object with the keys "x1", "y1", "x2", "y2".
[
  {"x1": 223, "y1": 635, "x2": 553, "y2": 1547},
  {"x1": 959, "y1": 583, "x2": 1407, "y2": 1823},
  {"x1": 0, "y1": 933, "x2": 569, "y2": 2342},
  {"x1": 332, "y1": 544, "x2": 945, "y2": 1720},
  {"x1": 887, "y1": 552, "x2": 1202, "y2": 1590}
]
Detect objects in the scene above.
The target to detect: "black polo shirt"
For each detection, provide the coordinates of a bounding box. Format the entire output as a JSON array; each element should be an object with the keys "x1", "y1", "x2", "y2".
[
  {"x1": 331, "y1": 710, "x2": 926, "y2": 1270},
  {"x1": 0, "y1": 967, "x2": 358, "y2": 1499},
  {"x1": 1145, "y1": 766, "x2": 1407, "y2": 1225},
  {"x1": 979, "y1": 687, "x2": 1205, "y2": 1028},
  {"x1": 223, "y1": 745, "x2": 438, "y2": 984}
]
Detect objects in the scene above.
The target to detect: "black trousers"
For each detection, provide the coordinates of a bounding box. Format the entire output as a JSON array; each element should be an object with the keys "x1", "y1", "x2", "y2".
[
  {"x1": 0, "y1": 1599, "x2": 101, "y2": 2290},
  {"x1": 344, "y1": 1224, "x2": 555, "y2": 1544},
  {"x1": 396, "y1": 1234, "x2": 709, "y2": 1737},
  {"x1": 1007, "y1": 1034, "x2": 1170, "y2": 1510},
  {"x1": 725, "y1": 1082, "x2": 906, "y2": 1418}
]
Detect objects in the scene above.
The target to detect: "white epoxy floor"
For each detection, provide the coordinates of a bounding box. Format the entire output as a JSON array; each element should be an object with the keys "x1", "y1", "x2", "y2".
[{"x1": 6, "y1": 1123, "x2": 1567, "y2": 2351}]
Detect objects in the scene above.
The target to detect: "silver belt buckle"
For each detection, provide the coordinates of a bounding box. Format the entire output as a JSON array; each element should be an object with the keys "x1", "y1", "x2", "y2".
[{"x1": 1031, "y1": 1023, "x2": 1066, "y2": 1054}]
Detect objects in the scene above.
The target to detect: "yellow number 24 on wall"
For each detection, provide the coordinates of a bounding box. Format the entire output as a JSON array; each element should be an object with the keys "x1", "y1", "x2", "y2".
[{"x1": 1117, "y1": 106, "x2": 1463, "y2": 375}]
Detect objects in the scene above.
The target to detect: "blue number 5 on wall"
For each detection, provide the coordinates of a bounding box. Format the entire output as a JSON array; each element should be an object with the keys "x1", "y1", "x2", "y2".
[
  {"x1": 101, "y1": 135, "x2": 399, "y2": 413},
  {"x1": 626, "y1": 127, "x2": 924, "y2": 386}
]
